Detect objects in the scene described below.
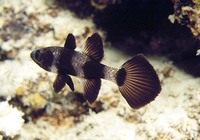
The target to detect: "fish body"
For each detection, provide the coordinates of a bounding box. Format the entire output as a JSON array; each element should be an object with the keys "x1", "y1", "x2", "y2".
[{"x1": 31, "y1": 33, "x2": 161, "y2": 109}]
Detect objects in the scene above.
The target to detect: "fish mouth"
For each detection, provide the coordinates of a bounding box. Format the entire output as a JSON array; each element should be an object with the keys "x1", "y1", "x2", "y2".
[
  {"x1": 30, "y1": 50, "x2": 40, "y2": 65},
  {"x1": 30, "y1": 51, "x2": 35, "y2": 60}
]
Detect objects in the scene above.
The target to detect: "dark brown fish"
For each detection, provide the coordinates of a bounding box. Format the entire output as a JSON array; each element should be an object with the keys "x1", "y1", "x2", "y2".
[{"x1": 30, "y1": 33, "x2": 161, "y2": 109}]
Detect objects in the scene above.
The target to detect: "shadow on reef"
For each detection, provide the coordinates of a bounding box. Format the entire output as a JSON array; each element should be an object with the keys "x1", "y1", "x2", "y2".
[
  {"x1": 55, "y1": 0, "x2": 200, "y2": 77},
  {"x1": 92, "y1": 0, "x2": 200, "y2": 77}
]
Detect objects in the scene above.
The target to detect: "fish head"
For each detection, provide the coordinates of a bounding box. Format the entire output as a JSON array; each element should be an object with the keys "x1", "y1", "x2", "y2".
[{"x1": 30, "y1": 47, "x2": 63, "y2": 73}]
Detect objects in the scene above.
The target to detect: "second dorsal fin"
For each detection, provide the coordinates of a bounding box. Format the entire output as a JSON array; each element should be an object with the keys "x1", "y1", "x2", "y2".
[
  {"x1": 64, "y1": 33, "x2": 76, "y2": 50},
  {"x1": 83, "y1": 33, "x2": 104, "y2": 62}
]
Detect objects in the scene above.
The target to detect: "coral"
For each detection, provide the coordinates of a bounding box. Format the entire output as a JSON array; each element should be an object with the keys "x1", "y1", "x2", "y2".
[
  {"x1": 55, "y1": 0, "x2": 120, "y2": 17},
  {"x1": 90, "y1": 0, "x2": 119, "y2": 9},
  {"x1": 26, "y1": 93, "x2": 47, "y2": 110},
  {"x1": 0, "y1": 101, "x2": 24, "y2": 138},
  {"x1": 170, "y1": 0, "x2": 200, "y2": 39}
]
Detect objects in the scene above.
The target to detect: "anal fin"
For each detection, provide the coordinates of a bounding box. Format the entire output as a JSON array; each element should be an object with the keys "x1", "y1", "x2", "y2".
[
  {"x1": 83, "y1": 79, "x2": 101, "y2": 104},
  {"x1": 53, "y1": 74, "x2": 74, "y2": 93}
]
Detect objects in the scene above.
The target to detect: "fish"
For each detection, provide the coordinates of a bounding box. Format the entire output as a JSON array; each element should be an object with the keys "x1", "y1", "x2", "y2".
[{"x1": 30, "y1": 33, "x2": 161, "y2": 109}]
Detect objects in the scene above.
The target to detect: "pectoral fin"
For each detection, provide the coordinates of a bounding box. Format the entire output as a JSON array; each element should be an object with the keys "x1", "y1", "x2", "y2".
[
  {"x1": 64, "y1": 33, "x2": 76, "y2": 50},
  {"x1": 83, "y1": 79, "x2": 101, "y2": 104},
  {"x1": 53, "y1": 74, "x2": 74, "y2": 93}
]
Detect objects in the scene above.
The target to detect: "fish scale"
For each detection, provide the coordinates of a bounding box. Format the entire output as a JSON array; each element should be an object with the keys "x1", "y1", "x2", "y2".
[{"x1": 30, "y1": 33, "x2": 161, "y2": 109}]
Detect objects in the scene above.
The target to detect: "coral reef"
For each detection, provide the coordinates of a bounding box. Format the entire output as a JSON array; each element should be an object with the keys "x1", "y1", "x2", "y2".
[
  {"x1": 0, "y1": 0, "x2": 199, "y2": 139},
  {"x1": 170, "y1": 0, "x2": 200, "y2": 39},
  {"x1": 91, "y1": 0, "x2": 200, "y2": 77},
  {"x1": 0, "y1": 101, "x2": 24, "y2": 138}
]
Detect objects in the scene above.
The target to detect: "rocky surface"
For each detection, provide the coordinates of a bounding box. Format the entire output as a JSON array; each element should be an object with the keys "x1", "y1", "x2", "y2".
[{"x1": 170, "y1": 0, "x2": 200, "y2": 38}]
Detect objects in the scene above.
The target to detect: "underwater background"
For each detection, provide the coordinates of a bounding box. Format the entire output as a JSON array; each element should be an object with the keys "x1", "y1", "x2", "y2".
[{"x1": 0, "y1": 0, "x2": 199, "y2": 139}]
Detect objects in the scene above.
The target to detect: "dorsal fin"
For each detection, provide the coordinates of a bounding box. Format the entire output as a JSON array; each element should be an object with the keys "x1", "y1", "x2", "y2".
[
  {"x1": 83, "y1": 33, "x2": 104, "y2": 62},
  {"x1": 64, "y1": 33, "x2": 76, "y2": 50}
]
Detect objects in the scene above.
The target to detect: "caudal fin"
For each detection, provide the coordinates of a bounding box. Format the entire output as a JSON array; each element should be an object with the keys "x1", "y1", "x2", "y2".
[{"x1": 116, "y1": 54, "x2": 161, "y2": 109}]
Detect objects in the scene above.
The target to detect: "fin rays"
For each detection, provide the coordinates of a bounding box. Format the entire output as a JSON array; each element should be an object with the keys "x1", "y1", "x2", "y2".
[
  {"x1": 117, "y1": 54, "x2": 161, "y2": 109},
  {"x1": 84, "y1": 33, "x2": 104, "y2": 62},
  {"x1": 83, "y1": 79, "x2": 101, "y2": 104},
  {"x1": 31, "y1": 32, "x2": 161, "y2": 110}
]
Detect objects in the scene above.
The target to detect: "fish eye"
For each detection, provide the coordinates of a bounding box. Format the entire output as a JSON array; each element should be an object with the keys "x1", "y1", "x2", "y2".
[{"x1": 35, "y1": 50, "x2": 43, "y2": 62}]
